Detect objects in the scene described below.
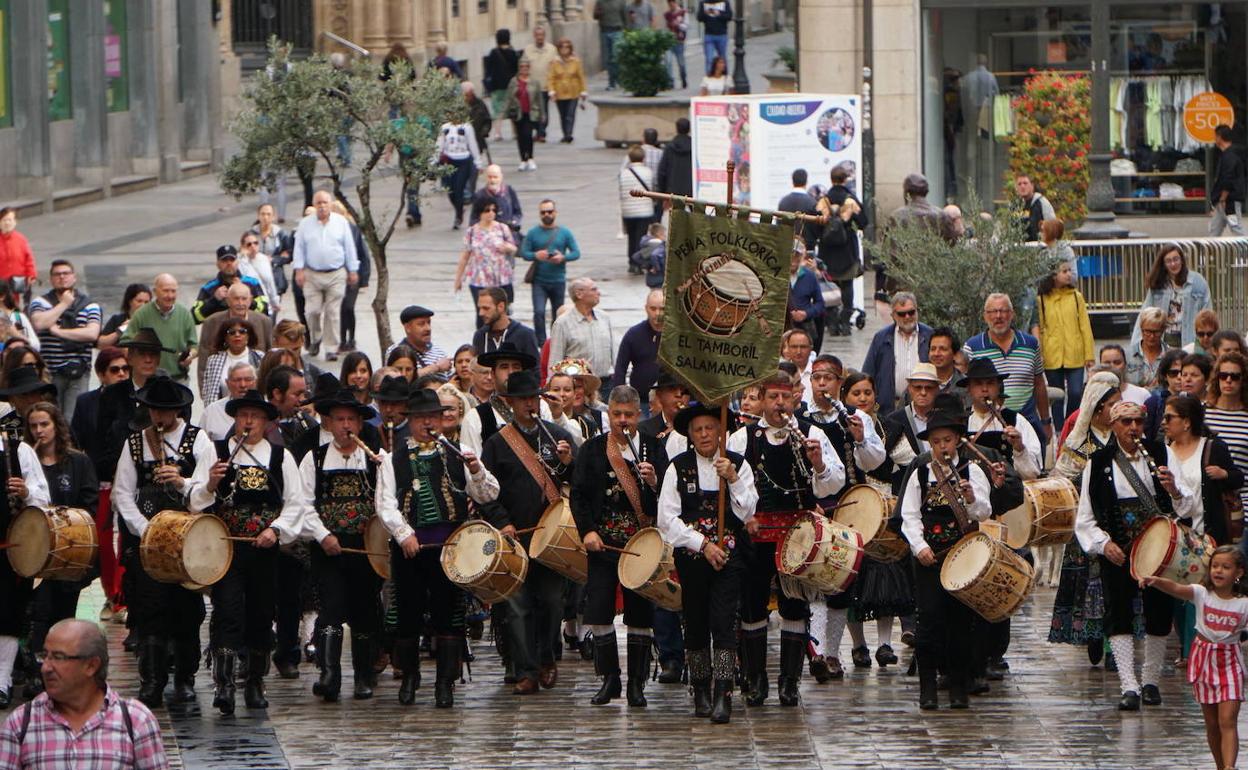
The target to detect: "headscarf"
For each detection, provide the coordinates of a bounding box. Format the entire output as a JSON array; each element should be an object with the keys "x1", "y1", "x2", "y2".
[
  {"x1": 1109, "y1": 400, "x2": 1146, "y2": 422},
  {"x1": 1054, "y1": 371, "x2": 1121, "y2": 480}
]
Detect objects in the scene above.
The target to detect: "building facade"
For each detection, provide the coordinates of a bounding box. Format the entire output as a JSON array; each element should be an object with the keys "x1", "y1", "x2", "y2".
[
  {"x1": 0, "y1": 0, "x2": 224, "y2": 212},
  {"x1": 801, "y1": 0, "x2": 1244, "y2": 221}
]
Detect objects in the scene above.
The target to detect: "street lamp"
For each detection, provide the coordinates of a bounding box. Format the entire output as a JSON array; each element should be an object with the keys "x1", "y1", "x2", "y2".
[{"x1": 732, "y1": 14, "x2": 750, "y2": 94}]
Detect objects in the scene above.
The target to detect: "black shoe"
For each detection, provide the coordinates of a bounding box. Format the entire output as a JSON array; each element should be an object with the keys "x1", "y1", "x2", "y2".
[
  {"x1": 275, "y1": 659, "x2": 299, "y2": 680},
  {"x1": 949, "y1": 678, "x2": 969, "y2": 709},
  {"x1": 692, "y1": 679, "x2": 712, "y2": 718},
  {"x1": 352, "y1": 632, "x2": 375, "y2": 700},
  {"x1": 172, "y1": 639, "x2": 200, "y2": 702},
  {"x1": 1105, "y1": 651, "x2": 1118, "y2": 672},
  {"x1": 1118, "y1": 690, "x2": 1141, "y2": 711},
  {"x1": 809, "y1": 655, "x2": 832, "y2": 683},
  {"x1": 1140, "y1": 684, "x2": 1162, "y2": 706},
  {"x1": 969, "y1": 676, "x2": 990, "y2": 695},
  {"x1": 563, "y1": 632, "x2": 580, "y2": 652},
  {"x1": 851, "y1": 645, "x2": 872, "y2": 668},
  {"x1": 313, "y1": 627, "x2": 343, "y2": 702},
  {"x1": 919, "y1": 673, "x2": 938, "y2": 710},
  {"x1": 742, "y1": 630, "x2": 768, "y2": 706},
  {"x1": 137, "y1": 637, "x2": 168, "y2": 709},
  {"x1": 579, "y1": 637, "x2": 594, "y2": 662},
  {"x1": 0, "y1": 687, "x2": 10, "y2": 709},
  {"x1": 626, "y1": 634, "x2": 651, "y2": 707},
  {"x1": 1087, "y1": 638, "x2": 1104, "y2": 666},
  {"x1": 396, "y1": 639, "x2": 420, "y2": 705},
  {"x1": 874, "y1": 290, "x2": 891, "y2": 303},
  {"x1": 435, "y1": 636, "x2": 461, "y2": 708},
  {"x1": 591, "y1": 634, "x2": 621, "y2": 705},
  {"x1": 875, "y1": 645, "x2": 898, "y2": 667},
  {"x1": 778, "y1": 676, "x2": 800, "y2": 706},
  {"x1": 307, "y1": 341, "x2": 320, "y2": 357},
  {"x1": 244, "y1": 650, "x2": 269, "y2": 709},
  {"x1": 212, "y1": 648, "x2": 236, "y2": 716},
  {"x1": 710, "y1": 680, "x2": 732, "y2": 724},
  {"x1": 657, "y1": 660, "x2": 683, "y2": 684},
  {"x1": 123, "y1": 630, "x2": 138, "y2": 653},
  {"x1": 592, "y1": 674, "x2": 622, "y2": 705},
  {"x1": 901, "y1": 631, "x2": 916, "y2": 648}
]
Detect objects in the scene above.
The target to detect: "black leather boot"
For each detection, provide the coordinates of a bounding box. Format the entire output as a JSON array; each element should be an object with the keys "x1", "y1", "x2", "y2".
[
  {"x1": 687, "y1": 649, "x2": 712, "y2": 718},
  {"x1": 396, "y1": 638, "x2": 420, "y2": 705},
  {"x1": 137, "y1": 636, "x2": 168, "y2": 708},
  {"x1": 212, "y1": 648, "x2": 236, "y2": 716},
  {"x1": 919, "y1": 668, "x2": 938, "y2": 710},
  {"x1": 435, "y1": 636, "x2": 462, "y2": 708},
  {"x1": 742, "y1": 628, "x2": 768, "y2": 706},
  {"x1": 313, "y1": 626, "x2": 343, "y2": 702},
  {"x1": 949, "y1": 674, "x2": 970, "y2": 709},
  {"x1": 626, "y1": 634, "x2": 651, "y2": 708},
  {"x1": 590, "y1": 634, "x2": 621, "y2": 705},
  {"x1": 778, "y1": 632, "x2": 804, "y2": 707},
  {"x1": 172, "y1": 637, "x2": 199, "y2": 703},
  {"x1": 710, "y1": 679, "x2": 733, "y2": 724},
  {"x1": 352, "y1": 632, "x2": 375, "y2": 700},
  {"x1": 244, "y1": 649, "x2": 269, "y2": 709}
]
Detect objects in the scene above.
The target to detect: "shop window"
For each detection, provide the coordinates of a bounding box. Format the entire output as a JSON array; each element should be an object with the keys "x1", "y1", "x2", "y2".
[
  {"x1": 0, "y1": 0, "x2": 10, "y2": 129},
  {"x1": 105, "y1": 0, "x2": 129, "y2": 113},
  {"x1": 47, "y1": 0, "x2": 71, "y2": 122}
]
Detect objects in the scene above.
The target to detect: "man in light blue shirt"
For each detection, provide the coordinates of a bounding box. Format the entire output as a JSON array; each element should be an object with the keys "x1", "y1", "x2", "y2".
[{"x1": 293, "y1": 190, "x2": 359, "y2": 360}]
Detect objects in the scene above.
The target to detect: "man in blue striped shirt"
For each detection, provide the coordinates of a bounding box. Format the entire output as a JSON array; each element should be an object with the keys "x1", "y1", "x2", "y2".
[
  {"x1": 961, "y1": 293, "x2": 1053, "y2": 444},
  {"x1": 29, "y1": 260, "x2": 101, "y2": 420}
]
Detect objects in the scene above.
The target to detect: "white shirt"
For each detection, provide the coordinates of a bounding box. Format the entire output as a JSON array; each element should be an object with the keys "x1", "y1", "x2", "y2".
[
  {"x1": 1075, "y1": 444, "x2": 1196, "y2": 555},
  {"x1": 967, "y1": 408, "x2": 1042, "y2": 480},
  {"x1": 187, "y1": 437, "x2": 308, "y2": 544},
  {"x1": 0, "y1": 441, "x2": 51, "y2": 510},
  {"x1": 657, "y1": 450, "x2": 758, "y2": 553},
  {"x1": 805, "y1": 401, "x2": 887, "y2": 473},
  {"x1": 377, "y1": 439, "x2": 500, "y2": 545},
  {"x1": 297, "y1": 443, "x2": 399, "y2": 544},
  {"x1": 1173, "y1": 439, "x2": 1207, "y2": 535},
  {"x1": 899, "y1": 459, "x2": 993, "y2": 556},
  {"x1": 238, "y1": 252, "x2": 278, "y2": 306},
  {"x1": 889, "y1": 407, "x2": 930, "y2": 468},
  {"x1": 726, "y1": 421, "x2": 846, "y2": 500},
  {"x1": 200, "y1": 397, "x2": 234, "y2": 441},
  {"x1": 113, "y1": 421, "x2": 216, "y2": 538},
  {"x1": 1121, "y1": 382, "x2": 1151, "y2": 405},
  {"x1": 893, "y1": 328, "x2": 920, "y2": 403},
  {"x1": 459, "y1": 399, "x2": 552, "y2": 457}
]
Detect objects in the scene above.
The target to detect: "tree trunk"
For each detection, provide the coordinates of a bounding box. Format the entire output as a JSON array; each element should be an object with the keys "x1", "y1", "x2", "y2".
[{"x1": 371, "y1": 242, "x2": 393, "y2": 354}]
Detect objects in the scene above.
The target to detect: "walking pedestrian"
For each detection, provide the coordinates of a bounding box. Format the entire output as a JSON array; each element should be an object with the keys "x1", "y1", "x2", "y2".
[
  {"x1": 593, "y1": 0, "x2": 627, "y2": 90},
  {"x1": 657, "y1": 118, "x2": 693, "y2": 197},
  {"x1": 696, "y1": 0, "x2": 732, "y2": 74},
  {"x1": 519, "y1": 198, "x2": 580, "y2": 345},
  {"x1": 1210, "y1": 124, "x2": 1246, "y2": 236},
  {"x1": 292, "y1": 190, "x2": 360, "y2": 362},
  {"x1": 455, "y1": 198, "x2": 518, "y2": 318},
  {"x1": 484, "y1": 30, "x2": 520, "y2": 142},
  {"x1": 620, "y1": 146, "x2": 655, "y2": 271},
  {"x1": 523, "y1": 27, "x2": 558, "y2": 143},
  {"x1": 0, "y1": 207, "x2": 36, "y2": 307},
  {"x1": 504, "y1": 59, "x2": 543, "y2": 171},
  {"x1": 1014, "y1": 174, "x2": 1056, "y2": 242},
  {"x1": 438, "y1": 110, "x2": 484, "y2": 230},
  {"x1": 469, "y1": 165, "x2": 523, "y2": 232},
  {"x1": 1032, "y1": 259, "x2": 1093, "y2": 426},
  {"x1": 123, "y1": 274, "x2": 198, "y2": 383},
  {"x1": 329, "y1": 201, "x2": 370, "y2": 354},
  {"x1": 547, "y1": 39, "x2": 587, "y2": 143},
  {"x1": 665, "y1": 0, "x2": 689, "y2": 89}
]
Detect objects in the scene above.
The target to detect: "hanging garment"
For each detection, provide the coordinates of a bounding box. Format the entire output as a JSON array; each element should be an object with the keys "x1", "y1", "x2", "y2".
[{"x1": 992, "y1": 94, "x2": 1014, "y2": 140}]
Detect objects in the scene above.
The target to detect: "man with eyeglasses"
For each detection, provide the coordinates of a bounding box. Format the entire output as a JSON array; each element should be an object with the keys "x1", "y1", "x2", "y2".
[
  {"x1": 962, "y1": 293, "x2": 1053, "y2": 444},
  {"x1": 519, "y1": 198, "x2": 580, "y2": 345},
  {"x1": 192, "y1": 245, "x2": 269, "y2": 324},
  {"x1": 28, "y1": 260, "x2": 101, "y2": 420},
  {"x1": 0, "y1": 619, "x2": 167, "y2": 769},
  {"x1": 197, "y1": 281, "x2": 273, "y2": 396},
  {"x1": 861, "y1": 292, "x2": 933, "y2": 417}
]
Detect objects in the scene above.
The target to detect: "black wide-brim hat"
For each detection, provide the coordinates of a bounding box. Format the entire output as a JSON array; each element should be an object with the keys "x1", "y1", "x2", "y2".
[
  {"x1": 407, "y1": 388, "x2": 449, "y2": 415},
  {"x1": 674, "y1": 402, "x2": 724, "y2": 437},
  {"x1": 135, "y1": 375, "x2": 194, "y2": 410},
  {"x1": 0, "y1": 366, "x2": 57, "y2": 399},
  {"x1": 372, "y1": 374, "x2": 411, "y2": 403},
  {"x1": 225, "y1": 389, "x2": 279, "y2": 420},
  {"x1": 916, "y1": 409, "x2": 968, "y2": 441},
  {"x1": 477, "y1": 341, "x2": 537, "y2": 370},
  {"x1": 501, "y1": 370, "x2": 544, "y2": 399},
  {"x1": 956, "y1": 357, "x2": 1009, "y2": 388},
  {"x1": 314, "y1": 390, "x2": 375, "y2": 419},
  {"x1": 300, "y1": 372, "x2": 341, "y2": 406},
  {"x1": 653, "y1": 369, "x2": 683, "y2": 391},
  {"x1": 118, "y1": 327, "x2": 173, "y2": 354}
]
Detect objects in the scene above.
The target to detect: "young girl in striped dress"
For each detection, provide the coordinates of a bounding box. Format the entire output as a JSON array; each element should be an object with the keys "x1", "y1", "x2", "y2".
[{"x1": 1143, "y1": 545, "x2": 1248, "y2": 770}]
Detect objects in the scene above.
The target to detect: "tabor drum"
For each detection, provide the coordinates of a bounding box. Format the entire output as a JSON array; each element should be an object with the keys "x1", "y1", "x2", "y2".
[
  {"x1": 440, "y1": 521, "x2": 529, "y2": 604},
  {"x1": 681, "y1": 256, "x2": 768, "y2": 338},
  {"x1": 832, "y1": 484, "x2": 908, "y2": 563},
  {"x1": 1130, "y1": 517, "x2": 1214, "y2": 587},
  {"x1": 617, "y1": 528, "x2": 681, "y2": 611},
  {"x1": 776, "y1": 512, "x2": 864, "y2": 597},
  {"x1": 940, "y1": 532, "x2": 1036, "y2": 623},
  {"x1": 998, "y1": 476, "x2": 1078, "y2": 549},
  {"x1": 750, "y1": 510, "x2": 805, "y2": 544},
  {"x1": 529, "y1": 498, "x2": 588, "y2": 584},
  {"x1": 140, "y1": 511, "x2": 233, "y2": 587},
  {"x1": 6, "y1": 506, "x2": 98, "y2": 581},
  {"x1": 365, "y1": 516, "x2": 392, "y2": 580}
]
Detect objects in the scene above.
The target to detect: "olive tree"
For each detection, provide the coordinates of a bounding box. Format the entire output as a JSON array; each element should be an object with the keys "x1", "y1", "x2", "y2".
[{"x1": 220, "y1": 40, "x2": 465, "y2": 351}]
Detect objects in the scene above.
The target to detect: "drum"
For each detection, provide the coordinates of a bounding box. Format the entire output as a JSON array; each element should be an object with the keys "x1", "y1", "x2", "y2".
[
  {"x1": 440, "y1": 521, "x2": 529, "y2": 604},
  {"x1": 617, "y1": 528, "x2": 681, "y2": 611},
  {"x1": 832, "y1": 484, "x2": 909, "y2": 563},
  {"x1": 139, "y1": 510, "x2": 233, "y2": 587},
  {"x1": 1130, "y1": 517, "x2": 1214, "y2": 587},
  {"x1": 750, "y1": 510, "x2": 804, "y2": 544},
  {"x1": 681, "y1": 255, "x2": 768, "y2": 337},
  {"x1": 364, "y1": 516, "x2": 392, "y2": 580},
  {"x1": 998, "y1": 476, "x2": 1078, "y2": 549},
  {"x1": 6, "y1": 506, "x2": 98, "y2": 581},
  {"x1": 940, "y1": 532, "x2": 1036, "y2": 623},
  {"x1": 776, "y1": 512, "x2": 864, "y2": 596},
  {"x1": 528, "y1": 498, "x2": 587, "y2": 584}
]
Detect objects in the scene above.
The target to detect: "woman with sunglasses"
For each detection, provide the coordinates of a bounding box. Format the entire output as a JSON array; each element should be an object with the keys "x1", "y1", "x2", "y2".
[
  {"x1": 1183, "y1": 309, "x2": 1220, "y2": 356},
  {"x1": 97, "y1": 283, "x2": 151, "y2": 350},
  {"x1": 1134, "y1": 243, "x2": 1211, "y2": 350},
  {"x1": 1204, "y1": 352, "x2": 1248, "y2": 538},
  {"x1": 455, "y1": 197, "x2": 517, "y2": 321},
  {"x1": 1146, "y1": 353, "x2": 1211, "y2": 443},
  {"x1": 200, "y1": 320, "x2": 264, "y2": 403}
]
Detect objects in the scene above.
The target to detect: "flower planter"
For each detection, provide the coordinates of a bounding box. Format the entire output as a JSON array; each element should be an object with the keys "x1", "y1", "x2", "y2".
[
  {"x1": 590, "y1": 93, "x2": 692, "y2": 147},
  {"x1": 763, "y1": 68, "x2": 797, "y2": 93}
]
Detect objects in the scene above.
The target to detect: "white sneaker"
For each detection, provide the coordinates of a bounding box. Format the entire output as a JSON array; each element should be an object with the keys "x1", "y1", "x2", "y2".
[
  {"x1": 526, "y1": 159, "x2": 538, "y2": 171},
  {"x1": 518, "y1": 162, "x2": 528, "y2": 172}
]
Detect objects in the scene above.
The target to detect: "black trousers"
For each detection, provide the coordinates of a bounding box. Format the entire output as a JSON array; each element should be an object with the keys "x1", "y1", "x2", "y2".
[
  {"x1": 311, "y1": 534, "x2": 382, "y2": 633},
  {"x1": 741, "y1": 542, "x2": 809, "y2": 624},
  {"x1": 122, "y1": 547, "x2": 205, "y2": 639},
  {"x1": 624, "y1": 217, "x2": 651, "y2": 267},
  {"x1": 913, "y1": 557, "x2": 976, "y2": 681},
  {"x1": 339, "y1": 283, "x2": 360, "y2": 346},
  {"x1": 536, "y1": 93, "x2": 550, "y2": 139},
  {"x1": 556, "y1": 99, "x2": 578, "y2": 140},
  {"x1": 514, "y1": 115, "x2": 535, "y2": 162},
  {"x1": 583, "y1": 551, "x2": 654, "y2": 628},
  {"x1": 27, "y1": 579, "x2": 87, "y2": 650},
  {"x1": 274, "y1": 548, "x2": 309, "y2": 665},
  {"x1": 676, "y1": 551, "x2": 742, "y2": 651},
  {"x1": 505, "y1": 561, "x2": 564, "y2": 680},
  {"x1": 1100, "y1": 555, "x2": 1174, "y2": 637},
  {"x1": 210, "y1": 544, "x2": 277, "y2": 651},
  {"x1": 392, "y1": 545, "x2": 463, "y2": 638}
]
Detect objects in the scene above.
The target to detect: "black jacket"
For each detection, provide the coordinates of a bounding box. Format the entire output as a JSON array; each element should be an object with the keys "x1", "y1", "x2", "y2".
[
  {"x1": 1212, "y1": 145, "x2": 1246, "y2": 206},
  {"x1": 480, "y1": 421, "x2": 576, "y2": 536},
  {"x1": 570, "y1": 431, "x2": 669, "y2": 539},
  {"x1": 42, "y1": 451, "x2": 99, "y2": 512},
  {"x1": 657, "y1": 134, "x2": 693, "y2": 196},
  {"x1": 820, "y1": 185, "x2": 869, "y2": 277},
  {"x1": 1195, "y1": 436, "x2": 1243, "y2": 547},
  {"x1": 483, "y1": 46, "x2": 519, "y2": 94},
  {"x1": 778, "y1": 190, "x2": 820, "y2": 250},
  {"x1": 472, "y1": 320, "x2": 540, "y2": 366},
  {"x1": 696, "y1": 0, "x2": 733, "y2": 35}
]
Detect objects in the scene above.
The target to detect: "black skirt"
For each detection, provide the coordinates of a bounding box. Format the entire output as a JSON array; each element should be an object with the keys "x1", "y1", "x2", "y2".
[{"x1": 851, "y1": 557, "x2": 915, "y2": 621}]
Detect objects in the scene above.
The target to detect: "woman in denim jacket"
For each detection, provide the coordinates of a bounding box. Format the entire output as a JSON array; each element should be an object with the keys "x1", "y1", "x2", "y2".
[{"x1": 1131, "y1": 243, "x2": 1211, "y2": 350}]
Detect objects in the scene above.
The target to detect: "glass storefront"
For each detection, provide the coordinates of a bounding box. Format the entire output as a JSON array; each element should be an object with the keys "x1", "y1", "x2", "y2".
[{"x1": 922, "y1": 1, "x2": 1247, "y2": 216}]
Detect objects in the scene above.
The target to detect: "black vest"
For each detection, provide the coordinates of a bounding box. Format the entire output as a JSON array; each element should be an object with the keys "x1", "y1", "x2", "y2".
[
  {"x1": 1085, "y1": 437, "x2": 1175, "y2": 548},
  {"x1": 311, "y1": 443, "x2": 378, "y2": 536},
  {"x1": 914, "y1": 452, "x2": 973, "y2": 555},
  {"x1": 212, "y1": 439, "x2": 285, "y2": 537},
  {"x1": 970, "y1": 407, "x2": 1019, "y2": 466},
  {"x1": 744, "y1": 419, "x2": 817, "y2": 512},
  {"x1": 124, "y1": 425, "x2": 201, "y2": 546},
  {"x1": 475, "y1": 402, "x2": 501, "y2": 445},
  {"x1": 673, "y1": 449, "x2": 747, "y2": 553},
  {"x1": 393, "y1": 439, "x2": 469, "y2": 528}
]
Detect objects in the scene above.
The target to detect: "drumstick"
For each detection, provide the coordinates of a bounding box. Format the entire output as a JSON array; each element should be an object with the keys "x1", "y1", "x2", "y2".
[
  {"x1": 599, "y1": 544, "x2": 642, "y2": 557},
  {"x1": 338, "y1": 546, "x2": 391, "y2": 557},
  {"x1": 220, "y1": 536, "x2": 258, "y2": 543},
  {"x1": 0, "y1": 542, "x2": 16, "y2": 550},
  {"x1": 512, "y1": 525, "x2": 543, "y2": 535}
]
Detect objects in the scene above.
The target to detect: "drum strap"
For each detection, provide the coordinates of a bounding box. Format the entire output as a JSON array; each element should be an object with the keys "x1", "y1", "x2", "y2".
[
  {"x1": 1112, "y1": 451, "x2": 1165, "y2": 520},
  {"x1": 499, "y1": 424, "x2": 559, "y2": 506},
  {"x1": 606, "y1": 436, "x2": 645, "y2": 521}
]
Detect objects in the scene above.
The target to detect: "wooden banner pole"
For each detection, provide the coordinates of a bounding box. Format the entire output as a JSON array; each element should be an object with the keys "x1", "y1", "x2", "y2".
[
  {"x1": 714, "y1": 160, "x2": 738, "y2": 548},
  {"x1": 629, "y1": 189, "x2": 828, "y2": 225}
]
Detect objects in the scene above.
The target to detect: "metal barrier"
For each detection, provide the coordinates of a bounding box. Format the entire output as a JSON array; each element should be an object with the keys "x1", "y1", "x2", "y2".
[{"x1": 1066, "y1": 237, "x2": 1248, "y2": 335}]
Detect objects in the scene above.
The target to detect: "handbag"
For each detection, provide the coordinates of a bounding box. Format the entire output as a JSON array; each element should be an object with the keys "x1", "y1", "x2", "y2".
[
  {"x1": 1203, "y1": 438, "x2": 1244, "y2": 541},
  {"x1": 524, "y1": 228, "x2": 559, "y2": 285}
]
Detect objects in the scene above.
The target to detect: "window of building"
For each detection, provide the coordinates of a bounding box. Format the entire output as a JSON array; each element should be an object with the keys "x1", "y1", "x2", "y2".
[
  {"x1": 479, "y1": 0, "x2": 489, "y2": 13},
  {"x1": 105, "y1": 0, "x2": 129, "y2": 113},
  {"x1": 0, "y1": 0, "x2": 11, "y2": 129},
  {"x1": 507, "y1": 0, "x2": 517, "y2": 7},
  {"x1": 452, "y1": 0, "x2": 460, "y2": 17},
  {"x1": 47, "y1": 0, "x2": 71, "y2": 122}
]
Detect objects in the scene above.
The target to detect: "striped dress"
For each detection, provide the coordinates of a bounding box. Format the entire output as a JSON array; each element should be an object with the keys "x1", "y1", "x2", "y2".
[
  {"x1": 1188, "y1": 584, "x2": 1248, "y2": 704},
  {"x1": 1205, "y1": 407, "x2": 1248, "y2": 512}
]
